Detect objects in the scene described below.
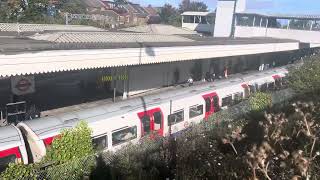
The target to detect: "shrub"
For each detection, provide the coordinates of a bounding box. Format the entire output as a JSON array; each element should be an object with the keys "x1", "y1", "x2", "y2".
[
  {"x1": 0, "y1": 121, "x2": 95, "y2": 180},
  {"x1": 288, "y1": 54, "x2": 320, "y2": 94},
  {"x1": 249, "y1": 92, "x2": 272, "y2": 112},
  {"x1": 0, "y1": 163, "x2": 38, "y2": 180},
  {"x1": 43, "y1": 121, "x2": 94, "y2": 164}
]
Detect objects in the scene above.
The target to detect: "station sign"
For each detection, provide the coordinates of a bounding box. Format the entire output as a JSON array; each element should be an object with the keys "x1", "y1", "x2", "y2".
[{"x1": 11, "y1": 76, "x2": 35, "y2": 96}]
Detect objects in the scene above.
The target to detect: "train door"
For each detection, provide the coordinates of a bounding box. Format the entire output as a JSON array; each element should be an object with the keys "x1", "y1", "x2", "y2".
[
  {"x1": 138, "y1": 108, "x2": 164, "y2": 137},
  {"x1": 202, "y1": 92, "x2": 219, "y2": 119}
]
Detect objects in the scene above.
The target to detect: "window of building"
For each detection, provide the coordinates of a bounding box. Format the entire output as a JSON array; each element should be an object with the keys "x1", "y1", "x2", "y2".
[
  {"x1": 222, "y1": 95, "x2": 233, "y2": 107},
  {"x1": 206, "y1": 16, "x2": 214, "y2": 24},
  {"x1": 0, "y1": 154, "x2": 16, "y2": 172},
  {"x1": 189, "y1": 105, "x2": 203, "y2": 118},
  {"x1": 183, "y1": 15, "x2": 194, "y2": 23},
  {"x1": 234, "y1": 92, "x2": 244, "y2": 104},
  {"x1": 200, "y1": 16, "x2": 207, "y2": 24},
  {"x1": 168, "y1": 110, "x2": 184, "y2": 125},
  {"x1": 195, "y1": 16, "x2": 200, "y2": 23},
  {"x1": 92, "y1": 135, "x2": 108, "y2": 151},
  {"x1": 112, "y1": 126, "x2": 137, "y2": 146}
]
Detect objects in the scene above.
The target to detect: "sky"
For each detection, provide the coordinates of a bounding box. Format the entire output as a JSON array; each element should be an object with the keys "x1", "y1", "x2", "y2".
[{"x1": 131, "y1": 0, "x2": 320, "y2": 14}]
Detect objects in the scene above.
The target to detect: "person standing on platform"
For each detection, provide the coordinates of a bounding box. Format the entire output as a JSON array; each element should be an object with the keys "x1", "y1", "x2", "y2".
[
  {"x1": 187, "y1": 76, "x2": 193, "y2": 86},
  {"x1": 224, "y1": 67, "x2": 228, "y2": 79}
]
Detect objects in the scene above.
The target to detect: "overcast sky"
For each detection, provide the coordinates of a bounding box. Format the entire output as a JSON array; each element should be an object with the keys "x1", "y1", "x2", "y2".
[{"x1": 131, "y1": 0, "x2": 320, "y2": 14}]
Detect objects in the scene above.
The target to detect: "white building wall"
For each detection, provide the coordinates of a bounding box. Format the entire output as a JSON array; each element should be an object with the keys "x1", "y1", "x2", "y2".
[
  {"x1": 214, "y1": 0, "x2": 236, "y2": 37},
  {"x1": 235, "y1": 26, "x2": 320, "y2": 46},
  {"x1": 182, "y1": 23, "x2": 214, "y2": 33},
  {"x1": 235, "y1": 0, "x2": 246, "y2": 13}
]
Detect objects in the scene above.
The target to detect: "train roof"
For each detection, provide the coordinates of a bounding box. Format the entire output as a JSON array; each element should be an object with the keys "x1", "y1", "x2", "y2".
[
  {"x1": 0, "y1": 125, "x2": 23, "y2": 151},
  {"x1": 21, "y1": 66, "x2": 291, "y2": 138}
]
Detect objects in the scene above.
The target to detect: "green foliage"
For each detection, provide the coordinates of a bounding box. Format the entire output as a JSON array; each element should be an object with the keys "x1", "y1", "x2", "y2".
[
  {"x1": 58, "y1": 0, "x2": 86, "y2": 14},
  {"x1": 179, "y1": 0, "x2": 208, "y2": 13},
  {"x1": 0, "y1": 163, "x2": 38, "y2": 180},
  {"x1": 160, "y1": 1, "x2": 208, "y2": 26},
  {"x1": 288, "y1": 55, "x2": 320, "y2": 94},
  {"x1": 159, "y1": 4, "x2": 177, "y2": 24},
  {"x1": 249, "y1": 92, "x2": 272, "y2": 112},
  {"x1": 43, "y1": 121, "x2": 94, "y2": 164},
  {"x1": 0, "y1": 121, "x2": 94, "y2": 179},
  {"x1": 45, "y1": 155, "x2": 96, "y2": 180}
]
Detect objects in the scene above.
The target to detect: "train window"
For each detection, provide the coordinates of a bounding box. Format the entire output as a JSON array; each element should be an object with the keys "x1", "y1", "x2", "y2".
[
  {"x1": 205, "y1": 98, "x2": 211, "y2": 113},
  {"x1": 249, "y1": 85, "x2": 256, "y2": 94},
  {"x1": 260, "y1": 83, "x2": 268, "y2": 92},
  {"x1": 234, "y1": 92, "x2": 243, "y2": 104},
  {"x1": 275, "y1": 79, "x2": 282, "y2": 88},
  {"x1": 244, "y1": 87, "x2": 250, "y2": 99},
  {"x1": 0, "y1": 154, "x2": 16, "y2": 172},
  {"x1": 153, "y1": 112, "x2": 162, "y2": 131},
  {"x1": 268, "y1": 82, "x2": 275, "y2": 90},
  {"x1": 92, "y1": 135, "x2": 108, "y2": 151},
  {"x1": 189, "y1": 105, "x2": 203, "y2": 119},
  {"x1": 168, "y1": 110, "x2": 184, "y2": 125},
  {"x1": 112, "y1": 126, "x2": 137, "y2": 146},
  {"x1": 213, "y1": 96, "x2": 220, "y2": 112},
  {"x1": 141, "y1": 115, "x2": 151, "y2": 134},
  {"x1": 222, "y1": 95, "x2": 233, "y2": 107}
]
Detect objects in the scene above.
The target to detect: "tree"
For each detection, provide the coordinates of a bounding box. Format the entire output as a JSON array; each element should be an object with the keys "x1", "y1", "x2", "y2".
[
  {"x1": 189, "y1": 1, "x2": 208, "y2": 12},
  {"x1": 58, "y1": 0, "x2": 86, "y2": 14},
  {"x1": 179, "y1": 0, "x2": 208, "y2": 13},
  {"x1": 179, "y1": 0, "x2": 190, "y2": 13},
  {"x1": 288, "y1": 54, "x2": 320, "y2": 94},
  {"x1": 159, "y1": 4, "x2": 178, "y2": 24}
]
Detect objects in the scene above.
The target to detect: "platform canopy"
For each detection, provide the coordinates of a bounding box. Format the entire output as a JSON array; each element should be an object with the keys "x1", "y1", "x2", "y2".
[{"x1": 238, "y1": 11, "x2": 320, "y2": 20}]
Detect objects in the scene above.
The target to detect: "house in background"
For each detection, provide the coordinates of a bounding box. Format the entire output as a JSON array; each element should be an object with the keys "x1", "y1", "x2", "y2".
[
  {"x1": 122, "y1": 2, "x2": 149, "y2": 26},
  {"x1": 143, "y1": 5, "x2": 161, "y2": 24}
]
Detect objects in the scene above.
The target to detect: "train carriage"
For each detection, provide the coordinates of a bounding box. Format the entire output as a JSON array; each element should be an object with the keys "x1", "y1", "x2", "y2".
[
  {"x1": 12, "y1": 64, "x2": 294, "y2": 164},
  {"x1": 0, "y1": 125, "x2": 28, "y2": 171}
]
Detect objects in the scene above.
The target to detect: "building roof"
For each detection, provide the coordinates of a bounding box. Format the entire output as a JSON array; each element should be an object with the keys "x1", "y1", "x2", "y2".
[
  {"x1": 143, "y1": 5, "x2": 159, "y2": 16},
  {"x1": 0, "y1": 23, "x2": 105, "y2": 32},
  {"x1": 181, "y1": 11, "x2": 215, "y2": 16},
  {"x1": 29, "y1": 32, "x2": 194, "y2": 43},
  {"x1": 120, "y1": 24, "x2": 198, "y2": 35},
  {"x1": 0, "y1": 33, "x2": 299, "y2": 77},
  {"x1": 238, "y1": 11, "x2": 320, "y2": 20},
  {"x1": 123, "y1": 3, "x2": 148, "y2": 18},
  {"x1": 79, "y1": 0, "x2": 106, "y2": 8}
]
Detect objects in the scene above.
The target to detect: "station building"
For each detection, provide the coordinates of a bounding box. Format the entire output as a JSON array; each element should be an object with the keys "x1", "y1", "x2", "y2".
[{"x1": 0, "y1": 0, "x2": 320, "y2": 124}]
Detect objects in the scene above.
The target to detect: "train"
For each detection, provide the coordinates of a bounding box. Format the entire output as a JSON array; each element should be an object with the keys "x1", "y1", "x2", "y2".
[{"x1": 0, "y1": 64, "x2": 294, "y2": 171}]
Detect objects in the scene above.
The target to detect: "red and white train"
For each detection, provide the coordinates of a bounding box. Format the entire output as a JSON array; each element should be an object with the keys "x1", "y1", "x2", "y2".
[{"x1": 0, "y1": 65, "x2": 292, "y2": 171}]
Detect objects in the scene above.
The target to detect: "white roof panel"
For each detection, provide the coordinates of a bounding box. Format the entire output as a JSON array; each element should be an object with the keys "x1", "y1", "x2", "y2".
[
  {"x1": 0, "y1": 42, "x2": 299, "y2": 77},
  {"x1": 0, "y1": 125, "x2": 23, "y2": 151},
  {"x1": 182, "y1": 11, "x2": 215, "y2": 16}
]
